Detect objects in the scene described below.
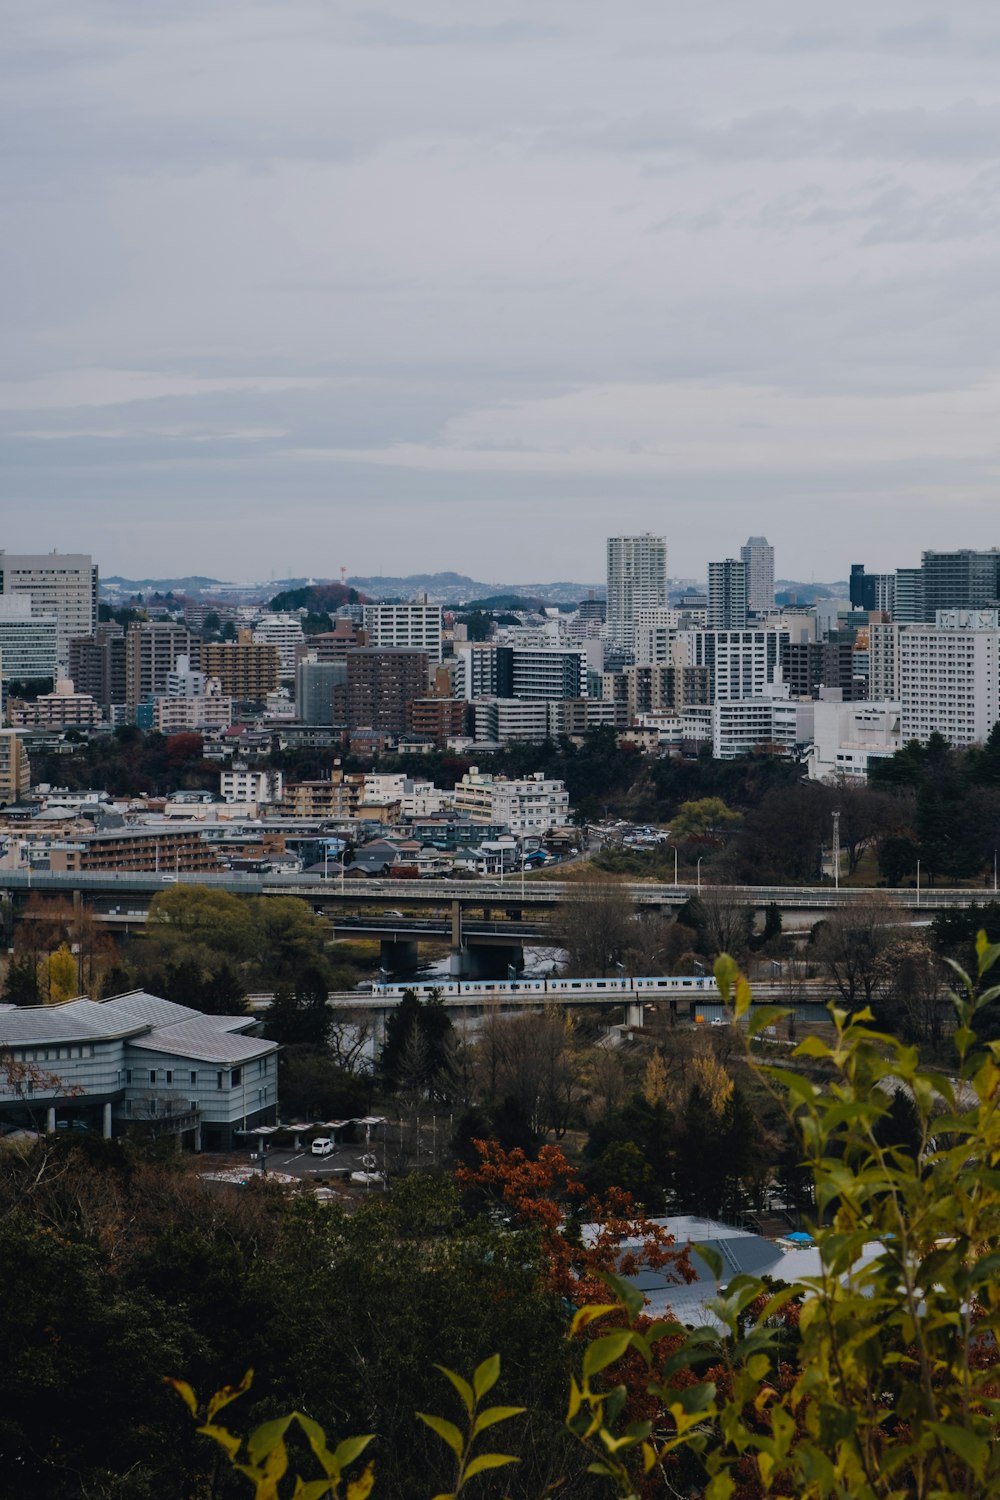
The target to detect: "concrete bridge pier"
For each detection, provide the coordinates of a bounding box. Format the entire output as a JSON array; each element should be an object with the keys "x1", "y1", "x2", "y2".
[
  {"x1": 379, "y1": 938, "x2": 419, "y2": 975},
  {"x1": 449, "y1": 943, "x2": 525, "y2": 980},
  {"x1": 626, "y1": 1000, "x2": 644, "y2": 1028}
]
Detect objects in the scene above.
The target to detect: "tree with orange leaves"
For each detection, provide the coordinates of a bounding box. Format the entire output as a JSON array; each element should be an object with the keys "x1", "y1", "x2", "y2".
[{"x1": 456, "y1": 1139, "x2": 693, "y2": 1308}]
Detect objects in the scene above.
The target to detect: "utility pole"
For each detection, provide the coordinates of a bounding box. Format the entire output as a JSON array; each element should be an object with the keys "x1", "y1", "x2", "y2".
[{"x1": 832, "y1": 811, "x2": 841, "y2": 892}]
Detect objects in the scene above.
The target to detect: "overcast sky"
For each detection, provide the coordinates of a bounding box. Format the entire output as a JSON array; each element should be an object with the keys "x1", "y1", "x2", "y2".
[{"x1": 5, "y1": 1, "x2": 1000, "y2": 586}]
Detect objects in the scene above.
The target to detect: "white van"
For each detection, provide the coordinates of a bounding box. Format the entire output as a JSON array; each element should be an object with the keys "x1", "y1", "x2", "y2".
[{"x1": 311, "y1": 1137, "x2": 335, "y2": 1156}]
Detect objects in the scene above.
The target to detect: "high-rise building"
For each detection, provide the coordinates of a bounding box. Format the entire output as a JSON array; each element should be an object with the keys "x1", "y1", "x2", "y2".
[
  {"x1": 606, "y1": 534, "x2": 668, "y2": 654},
  {"x1": 849, "y1": 565, "x2": 895, "y2": 616},
  {"x1": 893, "y1": 567, "x2": 925, "y2": 624},
  {"x1": 707, "y1": 559, "x2": 749, "y2": 630},
  {"x1": 0, "y1": 730, "x2": 30, "y2": 804},
  {"x1": 779, "y1": 641, "x2": 857, "y2": 700},
  {"x1": 251, "y1": 614, "x2": 305, "y2": 677},
  {"x1": 125, "y1": 623, "x2": 200, "y2": 716},
  {"x1": 0, "y1": 595, "x2": 59, "y2": 683},
  {"x1": 921, "y1": 549, "x2": 1000, "y2": 622},
  {"x1": 454, "y1": 644, "x2": 588, "y2": 701},
  {"x1": 740, "y1": 536, "x2": 775, "y2": 612},
  {"x1": 201, "y1": 637, "x2": 281, "y2": 701},
  {"x1": 70, "y1": 625, "x2": 127, "y2": 712},
  {"x1": 898, "y1": 619, "x2": 1000, "y2": 746},
  {"x1": 362, "y1": 602, "x2": 443, "y2": 664},
  {"x1": 346, "y1": 647, "x2": 429, "y2": 735},
  {"x1": 0, "y1": 550, "x2": 98, "y2": 671},
  {"x1": 295, "y1": 655, "x2": 347, "y2": 725},
  {"x1": 682, "y1": 627, "x2": 788, "y2": 701}
]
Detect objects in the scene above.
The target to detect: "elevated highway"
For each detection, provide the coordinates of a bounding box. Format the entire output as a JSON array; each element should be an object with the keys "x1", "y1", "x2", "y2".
[{"x1": 0, "y1": 867, "x2": 986, "y2": 913}]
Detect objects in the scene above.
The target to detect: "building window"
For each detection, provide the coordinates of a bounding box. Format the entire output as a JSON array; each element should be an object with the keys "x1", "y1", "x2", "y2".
[
  {"x1": 217, "y1": 1071, "x2": 223, "y2": 1089},
  {"x1": 149, "y1": 1069, "x2": 156, "y2": 1084},
  {"x1": 231, "y1": 1067, "x2": 242, "y2": 1085},
  {"x1": 190, "y1": 1070, "x2": 197, "y2": 1086},
  {"x1": 165, "y1": 1070, "x2": 173, "y2": 1084},
  {"x1": 126, "y1": 1070, "x2": 132, "y2": 1085}
]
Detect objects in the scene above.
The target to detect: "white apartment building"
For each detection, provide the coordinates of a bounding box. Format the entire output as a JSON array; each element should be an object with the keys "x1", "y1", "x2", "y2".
[
  {"x1": 166, "y1": 654, "x2": 206, "y2": 697},
  {"x1": 634, "y1": 607, "x2": 678, "y2": 667},
  {"x1": 0, "y1": 594, "x2": 59, "y2": 682},
  {"x1": 606, "y1": 534, "x2": 668, "y2": 654},
  {"x1": 153, "y1": 685, "x2": 232, "y2": 734},
  {"x1": 808, "y1": 700, "x2": 902, "y2": 781},
  {"x1": 363, "y1": 602, "x2": 443, "y2": 664},
  {"x1": 220, "y1": 767, "x2": 285, "y2": 804},
  {"x1": 711, "y1": 698, "x2": 813, "y2": 760},
  {"x1": 491, "y1": 772, "x2": 570, "y2": 835},
  {"x1": 0, "y1": 551, "x2": 98, "y2": 671},
  {"x1": 252, "y1": 614, "x2": 305, "y2": 676},
  {"x1": 681, "y1": 628, "x2": 789, "y2": 702},
  {"x1": 898, "y1": 623, "x2": 1000, "y2": 747},
  {"x1": 472, "y1": 698, "x2": 550, "y2": 743},
  {"x1": 8, "y1": 679, "x2": 101, "y2": 730}
]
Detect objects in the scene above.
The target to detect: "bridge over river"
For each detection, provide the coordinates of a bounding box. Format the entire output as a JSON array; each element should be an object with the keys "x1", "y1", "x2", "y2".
[{"x1": 2, "y1": 869, "x2": 982, "y2": 976}]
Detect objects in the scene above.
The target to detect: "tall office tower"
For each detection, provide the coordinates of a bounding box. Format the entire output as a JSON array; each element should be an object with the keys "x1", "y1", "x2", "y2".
[
  {"x1": 125, "y1": 622, "x2": 200, "y2": 716},
  {"x1": 707, "y1": 559, "x2": 749, "y2": 630},
  {"x1": 362, "y1": 601, "x2": 443, "y2": 664},
  {"x1": 0, "y1": 551, "x2": 98, "y2": 671},
  {"x1": 740, "y1": 536, "x2": 775, "y2": 612},
  {"x1": 921, "y1": 549, "x2": 1000, "y2": 622},
  {"x1": 606, "y1": 533, "x2": 668, "y2": 654},
  {"x1": 893, "y1": 567, "x2": 925, "y2": 624}
]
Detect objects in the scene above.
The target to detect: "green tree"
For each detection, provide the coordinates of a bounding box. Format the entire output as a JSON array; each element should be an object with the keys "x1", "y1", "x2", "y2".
[
  {"x1": 1, "y1": 953, "x2": 39, "y2": 1006},
  {"x1": 669, "y1": 796, "x2": 742, "y2": 841}
]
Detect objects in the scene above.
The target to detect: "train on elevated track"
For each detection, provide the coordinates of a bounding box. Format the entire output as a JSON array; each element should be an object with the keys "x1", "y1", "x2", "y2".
[{"x1": 368, "y1": 974, "x2": 718, "y2": 998}]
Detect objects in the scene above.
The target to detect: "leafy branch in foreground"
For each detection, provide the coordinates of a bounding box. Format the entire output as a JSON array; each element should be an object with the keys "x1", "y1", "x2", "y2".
[{"x1": 173, "y1": 933, "x2": 1000, "y2": 1499}]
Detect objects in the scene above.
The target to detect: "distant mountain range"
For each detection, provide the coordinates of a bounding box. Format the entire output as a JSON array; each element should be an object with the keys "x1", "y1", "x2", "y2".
[
  {"x1": 102, "y1": 572, "x2": 606, "y2": 606},
  {"x1": 101, "y1": 572, "x2": 850, "y2": 607},
  {"x1": 347, "y1": 573, "x2": 605, "y2": 604}
]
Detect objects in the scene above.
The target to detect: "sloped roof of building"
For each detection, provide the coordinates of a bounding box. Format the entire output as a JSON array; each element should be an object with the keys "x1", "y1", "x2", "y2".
[
  {"x1": 0, "y1": 998, "x2": 149, "y2": 1045},
  {"x1": 127, "y1": 1017, "x2": 277, "y2": 1063},
  {"x1": 584, "y1": 1214, "x2": 884, "y2": 1329},
  {"x1": 102, "y1": 991, "x2": 255, "y2": 1033}
]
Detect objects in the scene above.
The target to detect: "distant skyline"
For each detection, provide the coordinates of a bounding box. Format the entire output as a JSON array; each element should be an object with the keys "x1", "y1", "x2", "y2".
[{"x1": 6, "y1": 3, "x2": 1000, "y2": 580}]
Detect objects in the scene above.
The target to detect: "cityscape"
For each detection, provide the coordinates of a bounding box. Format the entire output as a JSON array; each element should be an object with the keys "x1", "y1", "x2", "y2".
[{"x1": 6, "y1": 2, "x2": 1000, "y2": 1496}]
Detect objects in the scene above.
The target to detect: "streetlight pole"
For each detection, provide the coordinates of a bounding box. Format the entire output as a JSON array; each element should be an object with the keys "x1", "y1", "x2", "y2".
[
  {"x1": 671, "y1": 845, "x2": 678, "y2": 886},
  {"x1": 994, "y1": 848, "x2": 997, "y2": 895},
  {"x1": 832, "y1": 811, "x2": 840, "y2": 892},
  {"x1": 696, "y1": 856, "x2": 703, "y2": 894},
  {"x1": 916, "y1": 858, "x2": 921, "y2": 909}
]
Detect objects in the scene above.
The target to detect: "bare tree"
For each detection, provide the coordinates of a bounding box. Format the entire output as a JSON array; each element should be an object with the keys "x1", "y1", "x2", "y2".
[
  {"x1": 560, "y1": 882, "x2": 636, "y2": 976},
  {"x1": 813, "y1": 893, "x2": 900, "y2": 1011},
  {"x1": 691, "y1": 887, "x2": 754, "y2": 961}
]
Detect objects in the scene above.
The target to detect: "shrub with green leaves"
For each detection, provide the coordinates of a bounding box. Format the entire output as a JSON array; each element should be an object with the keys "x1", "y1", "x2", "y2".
[{"x1": 175, "y1": 935, "x2": 1000, "y2": 1499}]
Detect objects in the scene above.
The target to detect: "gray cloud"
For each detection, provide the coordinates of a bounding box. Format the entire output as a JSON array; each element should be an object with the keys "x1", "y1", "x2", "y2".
[{"x1": 4, "y1": 0, "x2": 1000, "y2": 582}]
